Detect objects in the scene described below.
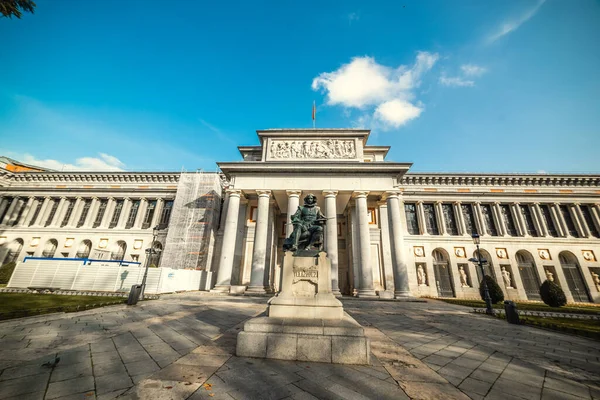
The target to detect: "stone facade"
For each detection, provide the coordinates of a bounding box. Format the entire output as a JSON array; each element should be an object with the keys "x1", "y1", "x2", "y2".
[{"x1": 1, "y1": 129, "x2": 600, "y2": 304}]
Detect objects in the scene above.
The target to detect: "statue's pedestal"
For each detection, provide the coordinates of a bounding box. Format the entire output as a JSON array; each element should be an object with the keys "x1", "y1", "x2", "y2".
[{"x1": 236, "y1": 252, "x2": 370, "y2": 365}]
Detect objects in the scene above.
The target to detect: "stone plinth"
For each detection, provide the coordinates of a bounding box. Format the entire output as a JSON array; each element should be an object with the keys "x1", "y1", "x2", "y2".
[
  {"x1": 236, "y1": 314, "x2": 370, "y2": 365},
  {"x1": 236, "y1": 251, "x2": 370, "y2": 365}
]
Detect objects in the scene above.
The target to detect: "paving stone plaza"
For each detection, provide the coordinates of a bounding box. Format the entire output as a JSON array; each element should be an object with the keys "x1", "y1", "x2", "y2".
[{"x1": 0, "y1": 294, "x2": 598, "y2": 400}]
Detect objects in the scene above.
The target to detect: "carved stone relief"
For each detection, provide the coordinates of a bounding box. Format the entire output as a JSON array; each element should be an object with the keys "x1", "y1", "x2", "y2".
[{"x1": 269, "y1": 139, "x2": 356, "y2": 160}]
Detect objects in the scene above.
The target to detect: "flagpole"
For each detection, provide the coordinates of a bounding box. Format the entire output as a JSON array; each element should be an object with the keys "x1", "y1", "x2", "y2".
[{"x1": 312, "y1": 101, "x2": 316, "y2": 129}]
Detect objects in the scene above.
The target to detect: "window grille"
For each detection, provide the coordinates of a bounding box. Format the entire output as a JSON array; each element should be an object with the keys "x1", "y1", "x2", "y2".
[
  {"x1": 44, "y1": 199, "x2": 60, "y2": 227},
  {"x1": 60, "y1": 199, "x2": 75, "y2": 227},
  {"x1": 109, "y1": 200, "x2": 124, "y2": 228},
  {"x1": 404, "y1": 203, "x2": 419, "y2": 235},
  {"x1": 481, "y1": 204, "x2": 498, "y2": 236},
  {"x1": 520, "y1": 205, "x2": 538, "y2": 237},
  {"x1": 77, "y1": 199, "x2": 92, "y2": 228},
  {"x1": 442, "y1": 204, "x2": 458, "y2": 235},
  {"x1": 560, "y1": 205, "x2": 579, "y2": 237},
  {"x1": 93, "y1": 199, "x2": 108, "y2": 228},
  {"x1": 461, "y1": 204, "x2": 478, "y2": 235},
  {"x1": 126, "y1": 200, "x2": 140, "y2": 229},
  {"x1": 539, "y1": 205, "x2": 558, "y2": 237},
  {"x1": 500, "y1": 204, "x2": 518, "y2": 236},
  {"x1": 423, "y1": 203, "x2": 439, "y2": 235}
]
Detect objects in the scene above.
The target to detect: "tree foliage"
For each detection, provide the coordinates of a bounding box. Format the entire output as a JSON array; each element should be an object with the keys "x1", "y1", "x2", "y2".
[
  {"x1": 1, "y1": 0, "x2": 36, "y2": 19},
  {"x1": 539, "y1": 280, "x2": 567, "y2": 308},
  {"x1": 0, "y1": 262, "x2": 17, "y2": 284},
  {"x1": 479, "y1": 275, "x2": 504, "y2": 304}
]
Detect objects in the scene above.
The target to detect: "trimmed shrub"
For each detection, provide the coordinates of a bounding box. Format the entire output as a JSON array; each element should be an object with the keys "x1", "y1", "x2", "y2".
[
  {"x1": 479, "y1": 275, "x2": 504, "y2": 304},
  {"x1": 540, "y1": 280, "x2": 567, "y2": 307},
  {"x1": 0, "y1": 262, "x2": 17, "y2": 284}
]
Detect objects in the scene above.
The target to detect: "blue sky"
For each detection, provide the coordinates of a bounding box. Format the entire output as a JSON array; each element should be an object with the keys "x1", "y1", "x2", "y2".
[{"x1": 1, "y1": 0, "x2": 599, "y2": 173}]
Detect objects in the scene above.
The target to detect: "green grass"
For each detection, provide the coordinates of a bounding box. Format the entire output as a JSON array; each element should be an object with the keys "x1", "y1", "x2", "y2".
[
  {"x1": 519, "y1": 316, "x2": 600, "y2": 340},
  {"x1": 433, "y1": 298, "x2": 600, "y2": 315},
  {"x1": 0, "y1": 293, "x2": 126, "y2": 321}
]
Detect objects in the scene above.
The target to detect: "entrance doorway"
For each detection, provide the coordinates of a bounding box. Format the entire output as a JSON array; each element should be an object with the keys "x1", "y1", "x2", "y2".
[
  {"x1": 433, "y1": 249, "x2": 455, "y2": 298},
  {"x1": 559, "y1": 252, "x2": 591, "y2": 302},
  {"x1": 516, "y1": 251, "x2": 541, "y2": 300}
]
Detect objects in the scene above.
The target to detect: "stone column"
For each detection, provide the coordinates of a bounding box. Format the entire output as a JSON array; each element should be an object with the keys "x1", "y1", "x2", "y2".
[
  {"x1": 354, "y1": 191, "x2": 376, "y2": 297},
  {"x1": 19, "y1": 197, "x2": 38, "y2": 227},
  {"x1": 590, "y1": 204, "x2": 600, "y2": 236},
  {"x1": 1, "y1": 196, "x2": 20, "y2": 225},
  {"x1": 435, "y1": 201, "x2": 446, "y2": 235},
  {"x1": 492, "y1": 202, "x2": 506, "y2": 236},
  {"x1": 247, "y1": 190, "x2": 271, "y2": 294},
  {"x1": 213, "y1": 189, "x2": 243, "y2": 292},
  {"x1": 151, "y1": 198, "x2": 164, "y2": 227},
  {"x1": 66, "y1": 197, "x2": 83, "y2": 228},
  {"x1": 6, "y1": 197, "x2": 25, "y2": 226},
  {"x1": 531, "y1": 203, "x2": 546, "y2": 237},
  {"x1": 83, "y1": 197, "x2": 99, "y2": 228},
  {"x1": 100, "y1": 197, "x2": 115, "y2": 228},
  {"x1": 572, "y1": 204, "x2": 588, "y2": 238},
  {"x1": 50, "y1": 197, "x2": 67, "y2": 227},
  {"x1": 33, "y1": 197, "x2": 51, "y2": 227},
  {"x1": 473, "y1": 202, "x2": 485, "y2": 236},
  {"x1": 386, "y1": 191, "x2": 411, "y2": 298},
  {"x1": 0, "y1": 197, "x2": 9, "y2": 221},
  {"x1": 323, "y1": 190, "x2": 341, "y2": 296},
  {"x1": 454, "y1": 202, "x2": 467, "y2": 236},
  {"x1": 416, "y1": 201, "x2": 428, "y2": 235},
  {"x1": 551, "y1": 203, "x2": 567, "y2": 237},
  {"x1": 285, "y1": 190, "x2": 302, "y2": 237},
  {"x1": 117, "y1": 198, "x2": 131, "y2": 229},
  {"x1": 134, "y1": 198, "x2": 148, "y2": 228}
]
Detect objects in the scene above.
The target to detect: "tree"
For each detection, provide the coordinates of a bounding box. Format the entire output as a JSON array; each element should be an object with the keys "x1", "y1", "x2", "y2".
[
  {"x1": 0, "y1": 262, "x2": 17, "y2": 284},
  {"x1": 540, "y1": 280, "x2": 567, "y2": 308},
  {"x1": 479, "y1": 275, "x2": 504, "y2": 304},
  {"x1": 1, "y1": 0, "x2": 36, "y2": 19}
]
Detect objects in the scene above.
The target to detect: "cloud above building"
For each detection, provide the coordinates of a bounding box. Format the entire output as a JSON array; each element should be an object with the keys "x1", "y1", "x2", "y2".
[
  {"x1": 439, "y1": 63, "x2": 487, "y2": 88},
  {"x1": 13, "y1": 152, "x2": 126, "y2": 171},
  {"x1": 486, "y1": 0, "x2": 546, "y2": 44},
  {"x1": 312, "y1": 52, "x2": 438, "y2": 129}
]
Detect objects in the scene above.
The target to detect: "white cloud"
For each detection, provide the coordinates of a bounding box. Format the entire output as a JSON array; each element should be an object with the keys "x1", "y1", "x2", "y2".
[
  {"x1": 15, "y1": 152, "x2": 126, "y2": 171},
  {"x1": 347, "y1": 12, "x2": 359, "y2": 24},
  {"x1": 311, "y1": 52, "x2": 438, "y2": 129},
  {"x1": 487, "y1": 0, "x2": 546, "y2": 44},
  {"x1": 460, "y1": 64, "x2": 487, "y2": 77},
  {"x1": 439, "y1": 75, "x2": 475, "y2": 87}
]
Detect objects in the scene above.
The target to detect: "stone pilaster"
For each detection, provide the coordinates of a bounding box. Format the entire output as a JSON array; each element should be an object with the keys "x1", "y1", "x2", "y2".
[
  {"x1": 285, "y1": 190, "x2": 302, "y2": 237},
  {"x1": 323, "y1": 190, "x2": 341, "y2": 296},
  {"x1": 354, "y1": 191, "x2": 376, "y2": 298},
  {"x1": 385, "y1": 191, "x2": 411, "y2": 298},
  {"x1": 213, "y1": 189, "x2": 243, "y2": 292},
  {"x1": 247, "y1": 190, "x2": 271, "y2": 294}
]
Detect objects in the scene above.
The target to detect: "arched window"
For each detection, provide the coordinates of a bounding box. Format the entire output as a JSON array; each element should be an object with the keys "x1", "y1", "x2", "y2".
[
  {"x1": 149, "y1": 242, "x2": 163, "y2": 267},
  {"x1": 42, "y1": 239, "x2": 58, "y2": 258},
  {"x1": 75, "y1": 240, "x2": 92, "y2": 259},
  {"x1": 110, "y1": 241, "x2": 127, "y2": 261},
  {"x1": 432, "y1": 249, "x2": 455, "y2": 298},
  {"x1": 3, "y1": 239, "x2": 24, "y2": 264},
  {"x1": 472, "y1": 249, "x2": 496, "y2": 281},
  {"x1": 559, "y1": 251, "x2": 590, "y2": 302},
  {"x1": 516, "y1": 250, "x2": 541, "y2": 300}
]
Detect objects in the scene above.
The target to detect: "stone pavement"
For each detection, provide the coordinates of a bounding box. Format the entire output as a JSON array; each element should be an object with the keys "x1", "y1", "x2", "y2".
[{"x1": 0, "y1": 293, "x2": 598, "y2": 400}]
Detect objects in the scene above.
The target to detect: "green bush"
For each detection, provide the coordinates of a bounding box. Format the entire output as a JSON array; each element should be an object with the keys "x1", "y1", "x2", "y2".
[
  {"x1": 149, "y1": 264, "x2": 158, "y2": 268},
  {"x1": 540, "y1": 280, "x2": 567, "y2": 307},
  {"x1": 0, "y1": 262, "x2": 17, "y2": 284},
  {"x1": 479, "y1": 275, "x2": 504, "y2": 304}
]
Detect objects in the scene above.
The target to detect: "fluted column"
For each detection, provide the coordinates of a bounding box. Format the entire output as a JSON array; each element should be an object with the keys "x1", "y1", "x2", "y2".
[
  {"x1": 1, "y1": 196, "x2": 20, "y2": 225},
  {"x1": 354, "y1": 191, "x2": 376, "y2": 297},
  {"x1": 6, "y1": 197, "x2": 26, "y2": 226},
  {"x1": 247, "y1": 190, "x2": 271, "y2": 293},
  {"x1": 323, "y1": 190, "x2": 341, "y2": 296},
  {"x1": 435, "y1": 201, "x2": 446, "y2": 235},
  {"x1": 416, "y1": 201, "x2": 428, "y2": 235},
  {"x1": 49, "y1": 197, "x2": 67, "y2": 227},
  {"x1": 551, "y1": 203, "x2": 567, "y2": 237},
  {"x1": 0, "y1": 197, "x2": 9, "y2": 221},
  {"x1": 386, "y1": 191, "x2": 411, "y2": 298},
  {"x1": 509, "y1": 203, "x2": 524, "y2": 236},
  {"x1": 531, "y1": 203, "x2": 546, "y2": 237},
  {"x1": 134, "y1": 198, "x2": 148, "y2": 228},
  {"x1": 213, "y1": 189, "x2": 243, "y2": 292},
  {"x1": 572, "y1": 203, "x2": 588, "y2": 238},
  {"x1": 455, "y1": 202, "x2": 467, "y2": 236},
  {"x1": 117, "y1": 198, "x2": 131, "y2": 229},
  {"x1": 20, "y1": 197, "x2": 38, "y2": 226},
  {"x1": 100, "y1": 197, "x2": 115, "y2": 228},
  {"x1": 32, "y1": 197, "x2": 51, "y2": 227},
  {"x1": 66, "y1": 197, "x2": 83, "y2": 228},
  {"x1": 151, "y1": 198, "x2": 164, "y2": 227},
  {"x1": 590, "y1": 204, "x2": 600, "y2": 236},
  {"x1": 473, "y1": 202, "x2": 485, "y2": 236},
  {"x1": 285, "y1": 190, "x2": 302, "y2": 237},
  {"x1": 83, "y1": 197, "x2": 99, "y2": 228},
  {"x1": 492, "y1": 203, "x2": 506, "y2": 236}
]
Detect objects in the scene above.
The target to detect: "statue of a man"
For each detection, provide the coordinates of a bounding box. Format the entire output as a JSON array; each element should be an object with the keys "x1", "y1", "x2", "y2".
[{"x1": 283, "y1": 193, "x2": 327, "y2": 253}]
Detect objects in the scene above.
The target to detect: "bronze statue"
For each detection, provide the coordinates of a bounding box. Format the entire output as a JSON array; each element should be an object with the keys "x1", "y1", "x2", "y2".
[{"x1": 283, "y1": 193, "x2": 327, "y2": 253}]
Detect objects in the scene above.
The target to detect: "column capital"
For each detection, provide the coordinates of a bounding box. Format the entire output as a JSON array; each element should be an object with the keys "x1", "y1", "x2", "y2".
[
  {"x1": 533, "y1": 202, "x2": 540, "y2": 206},
  {"x1": 322, "y1": 190, "x2": 338, "y2": 198},
  {"x1": 286, "y1": 190, "x2": 302, "y2": 197},
  {"x1": 573, "y1": 202, "x2": 581, "y2": 207},
  {"x1": 352, "y1": 191, "x2": 369, "y2": 199},
  {"x1": 382, "y1": 190, "x2": 401, "y2": 200},
  {"x1": 256, "y1": 190, "x2": 272, "y2": 198},
  {"x1": 225, "y1": 189, "x2": 242, "y2": 198}
]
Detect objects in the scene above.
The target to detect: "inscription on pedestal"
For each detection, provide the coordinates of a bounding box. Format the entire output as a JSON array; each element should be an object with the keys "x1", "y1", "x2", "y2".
[{"x1": 292, "y1": 264, "x2": 319, "y2": 297}]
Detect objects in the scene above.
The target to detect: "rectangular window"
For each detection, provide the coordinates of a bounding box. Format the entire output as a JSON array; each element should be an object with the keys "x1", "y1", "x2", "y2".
[
  {"x1": 44, "y1": 199, "x2": 60, "y2": 227},
  {"x1": 560, "y1": 205, "x2": 579, "y2": 237},
  {"x1": 461, "y1": 204, "x2": 478, "y2": 235},
  {"x1": 500, "y1": 204, "x2": 518, "y2": 236},
  {"x1": 28, "y1": 199, "x2": 43, "y2": 226},
  {"x1": 249, "y1": 206, "x2": 258, "y2": 222},
  {"x1": 581, "y1": 205, "x2": 600, "y2": 238},
  {"x1": 442, "y1": 204, "x2": 459, "y2": 235},
  {"x1": 481, "y1": 204, "x2": 498, "y2": 236},
  {"x1": 404, "y1": 203, "x2": 419, "y2": 235},
  {"x1": 539, "y1": 204, "x2": 558, "y2": 237},
  {"x1": 93, "y1": 199, "x2": 108, "y2": 228},
  {"x1": 77, "y1": 199, "x2": 92, "y2": 228},
  {"x1": 520, "y1": 205, "x2": 539, "y2": 237},
  {"x1": 159, "y1": 200, "x2": 174, "y2": 227},
  {"x1": 109, "y1": 199, "x2": 124, "y2": 228},
  {"x1": 368, "y1": 208, "x2": 377, "y2": 224},
  {"x1": 142, "y1": 200, "x2": 157, "y2": 228},
  {"x1": 423, "y1": 203, "x2": 439, "y2": 235},
  {"x1": 60, "y1": 199, "x2": 75, "y2": 227},
  {"x1": 126, "y1": 200, "x2": 141, "y2": 229}
]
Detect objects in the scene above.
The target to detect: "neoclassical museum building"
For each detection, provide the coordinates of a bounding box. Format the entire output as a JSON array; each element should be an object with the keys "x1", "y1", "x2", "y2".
[{"x1": 1, "y1": 129, "x2": 599, "y2": 303}]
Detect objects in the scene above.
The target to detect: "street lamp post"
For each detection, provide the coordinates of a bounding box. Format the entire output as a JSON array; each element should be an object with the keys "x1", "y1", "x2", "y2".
[
  {"x1": 471, "y1": 233, "x2": 495, "y2": 315},
  {"x1": 139, "y1": 225, "x2": 159, "y2": 300}
]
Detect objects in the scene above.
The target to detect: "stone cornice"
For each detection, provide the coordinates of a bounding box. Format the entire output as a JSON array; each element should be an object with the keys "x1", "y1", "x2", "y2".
[
  {"x1": 401, "y1": 173, "x2": 600, "y2": 188},
  {"x1": 6, "y1": 172, "x2": 181, "y2": 184},
  {"x1": 218, "y1": 161, "x2": 412, "y2": 178}
]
